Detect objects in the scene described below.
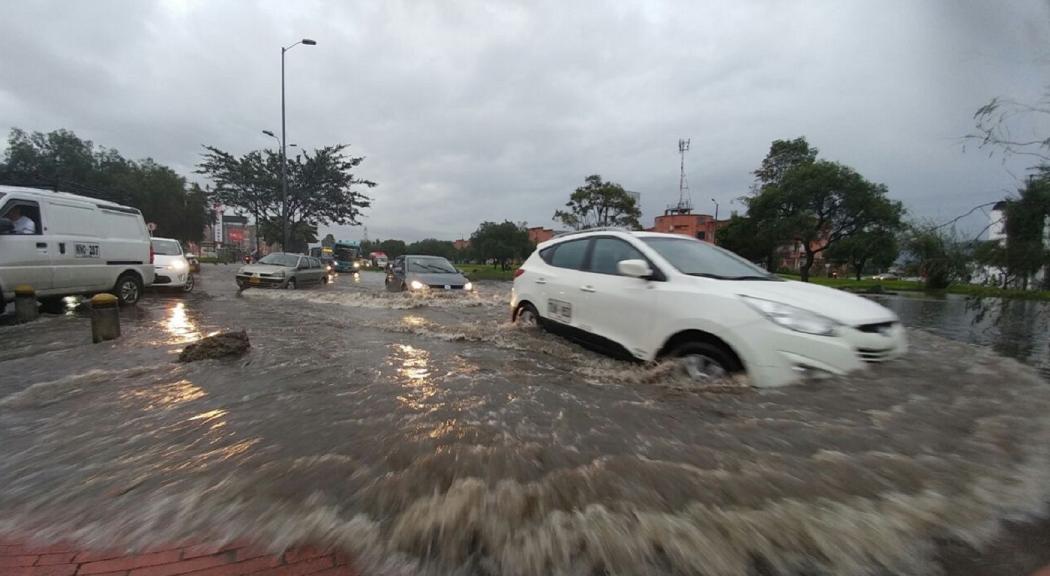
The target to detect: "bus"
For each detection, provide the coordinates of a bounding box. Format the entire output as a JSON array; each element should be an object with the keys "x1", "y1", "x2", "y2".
[{"x1": 331, "y1": 240, "x2": 360, "y2": 272}]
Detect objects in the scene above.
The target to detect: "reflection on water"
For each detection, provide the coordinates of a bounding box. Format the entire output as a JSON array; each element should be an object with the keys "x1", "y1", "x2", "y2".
[
  {"x1": 119, "y1": 379, "x2": 205, "y2": 411},
  {"x1": 870, "y1": 293, "x2": 1050, "y2": 379},
  {"x1": 164, "y1": 302, "x2": 202, "y2": 344},
  {"x1": 393, "y1": 344, "x2": 437, "y2": 411}
]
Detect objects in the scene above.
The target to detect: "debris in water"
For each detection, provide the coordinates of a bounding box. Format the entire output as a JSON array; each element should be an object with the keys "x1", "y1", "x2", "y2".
[{"x1": 177, "y1": 330, "x2": 250, "y2": 362}]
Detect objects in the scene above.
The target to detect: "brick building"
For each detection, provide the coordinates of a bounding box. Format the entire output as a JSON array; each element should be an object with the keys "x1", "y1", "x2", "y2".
[{"x1": 648, "y1": 212, "x2": 728, "y2": 243}]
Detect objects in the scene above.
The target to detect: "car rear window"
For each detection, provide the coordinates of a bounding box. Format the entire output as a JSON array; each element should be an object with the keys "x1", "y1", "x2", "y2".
[{"x1": 549, "y1": 239, "x2": 588, "y2": 270}]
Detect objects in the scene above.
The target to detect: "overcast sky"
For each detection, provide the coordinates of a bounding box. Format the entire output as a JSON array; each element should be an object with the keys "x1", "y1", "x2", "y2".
[{"x1": 2, "y1": 0, "x2": 1048, "y2": 242}]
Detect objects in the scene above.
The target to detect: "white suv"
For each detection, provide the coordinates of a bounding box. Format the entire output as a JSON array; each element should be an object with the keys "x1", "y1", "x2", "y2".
[{"x1": 511, "y1": 230, "x2": 907, "y2": 387}]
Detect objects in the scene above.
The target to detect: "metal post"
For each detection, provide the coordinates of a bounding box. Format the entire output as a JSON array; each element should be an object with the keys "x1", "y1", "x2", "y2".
[{"x1": 281, "y1": 46, "x2": 289, "y2": 251}]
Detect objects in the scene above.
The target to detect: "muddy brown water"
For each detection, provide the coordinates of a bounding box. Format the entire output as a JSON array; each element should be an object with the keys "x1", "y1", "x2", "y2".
[{"x1": 1, "y1": 265, "x2": 1049, "y2": 575}]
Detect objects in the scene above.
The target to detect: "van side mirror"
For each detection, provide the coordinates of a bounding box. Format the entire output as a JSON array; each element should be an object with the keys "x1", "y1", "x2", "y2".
[{"x1": 617, "y1": 259, "x2": 652, "y2": 279}]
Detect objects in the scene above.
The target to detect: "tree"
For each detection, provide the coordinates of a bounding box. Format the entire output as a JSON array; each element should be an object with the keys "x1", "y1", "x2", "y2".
[
  {"x1": 967, "y1": 91, "x2": 1049, "y2": 163},
  {"x1": 975, "y1": 174, "x2": 1050, "y2": 289},
  {"x1": 718, "y1": 137, "x2": 821, "y2": 270},
  {"x1": 405, "y1": 238, "x2": 457, "y2": 260},
  {"x1": 903, "y1": 224, "x2": 973, "y2": 290},
  {"x1": 751, "y1": 137, "x2": 819, "y2": 191},
  {"x1": 716, "y1": 214, "x2": 779, "y2": 270},
  {"x1": 825, "y1": 225, "x2": 901, "y2": 280},
  {"x1": 377, "y1": 239, "x2": 407, "y2": 259},
  {"x1": 470, "y1": 221, "x2": 531, "y2": 270},
  {"x1": 746, "y1": 159, "x2": 904, "y2": 281},
  {"x1": 197, "y1": 144, "x2": 375, "y2": 251},
  {"x1": 554, "y1": 175, "x2": 641, "y2": 230},
  {"x1": 0, "y1": 128, "x2": 210, "y2": 243}
]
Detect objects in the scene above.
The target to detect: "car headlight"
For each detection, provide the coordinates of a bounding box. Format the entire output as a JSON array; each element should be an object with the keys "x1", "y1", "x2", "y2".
[
  {"x1": 410, "y1": 280, "x2": 425, "y2": 290},
  {"x1": 272, "y1": 271, "x2": 285, "y2": 278},
  {"x1": 354, "y1": 262, "x2": 361, "y2": 269},
  {"x1": 739, "y1": 295, "x2": 839, "y2": 336},
  {"x1": 326, "y1": 265, "x2": 332, "y2": 272},
  {"x1": 463, "y1": 281, "x2": 473, "y2": 291},
  {"x1": 170, "y1": 259, "x2": 188, "y2": 272}
]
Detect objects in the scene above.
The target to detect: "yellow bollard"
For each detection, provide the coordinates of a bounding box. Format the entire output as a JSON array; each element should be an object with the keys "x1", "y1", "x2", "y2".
[
  {"x1": 14, "y1": 284, "x2": 38, "y2": 324},
  {"x1": 90, "y1": 293, "x2": 121, "y2": 343}
]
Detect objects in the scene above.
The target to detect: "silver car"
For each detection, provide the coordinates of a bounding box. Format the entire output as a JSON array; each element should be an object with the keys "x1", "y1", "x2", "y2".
[
  {"x1": 385, "y1": 255, "x2": 472, "y2": 292},
  {"x1": 236, "y1": 253, "x2": 329, "y2": 290}
]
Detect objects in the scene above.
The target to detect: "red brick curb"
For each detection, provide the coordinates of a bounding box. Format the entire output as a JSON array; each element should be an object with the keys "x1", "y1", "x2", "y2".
[{"x1": 0, "y1": 538, "x2": 358, "y2": 576}]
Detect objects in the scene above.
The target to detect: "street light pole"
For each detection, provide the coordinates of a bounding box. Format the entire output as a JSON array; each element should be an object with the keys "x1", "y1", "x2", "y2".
[
  {"x1": 711, "y1": 198, "x2": 720, "y2": 245},
  {"x1": 279, "y1": 38, "x2": 316, "y2": 251}
]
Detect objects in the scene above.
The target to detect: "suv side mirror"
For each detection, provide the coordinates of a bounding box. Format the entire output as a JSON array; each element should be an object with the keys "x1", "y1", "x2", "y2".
[
  {"x1": 617, "y1": 259, "x2": 652, "y2": 279},
  {"x1": 0, "y1": 219, "x2": 13, "y2": 235}
]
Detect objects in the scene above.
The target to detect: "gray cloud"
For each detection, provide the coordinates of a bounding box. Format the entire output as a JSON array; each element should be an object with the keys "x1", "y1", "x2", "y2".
[{"x1": 2, "y1": 0, "x2": 1047, "y2": 242}]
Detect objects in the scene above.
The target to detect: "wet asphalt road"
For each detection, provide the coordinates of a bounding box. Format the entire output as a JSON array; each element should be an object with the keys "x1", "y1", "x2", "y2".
[{"x1": 2, "y1": 265, "x2": 1050, "y2": 576}]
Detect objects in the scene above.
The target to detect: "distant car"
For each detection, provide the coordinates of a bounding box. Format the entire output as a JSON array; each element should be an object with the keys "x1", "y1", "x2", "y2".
[
  {"x1": 385, "y1": 255, "x2": 473, "y2": 292},
  {"x1": 150, "y1": 237, "x2": 194, "y2": 292},
  {"x1": 510, "y1": 230, "x2": 907, "y2": 388},
  {"x1": 236, "y1": 253, "x2": 329, "y2": 290},
  {"x1": 872, "y1": 273, "x2": 899, "y2": 281}
]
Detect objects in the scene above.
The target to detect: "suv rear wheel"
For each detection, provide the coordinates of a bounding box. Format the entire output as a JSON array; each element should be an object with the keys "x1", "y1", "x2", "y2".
[
  {"x1": 668, "y1": 341, "x2": 740, "y2": 381},
  {"x1": 114, "y1": 273, "x2": 144, "y2": 306},
  {"x1": 515, "y1": 302, "x2": 540, "y2": 327}
]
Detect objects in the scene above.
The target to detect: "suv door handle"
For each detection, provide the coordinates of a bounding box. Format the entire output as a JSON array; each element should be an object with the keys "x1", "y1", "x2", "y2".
[
  {"x1": 580, "y1": 285, "x2": 596, "y2": 293},
  {"x1": 36, "y1": 242, "x2": 47, "y2": 249},
  {"x1": 535, "y1": 277, "x2": 547, "y2": 285}
]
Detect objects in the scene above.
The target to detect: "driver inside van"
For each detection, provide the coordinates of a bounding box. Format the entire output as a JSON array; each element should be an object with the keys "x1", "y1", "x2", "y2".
[{"x1": 3, "y1": 206, "x2": 36, "y2": 234}]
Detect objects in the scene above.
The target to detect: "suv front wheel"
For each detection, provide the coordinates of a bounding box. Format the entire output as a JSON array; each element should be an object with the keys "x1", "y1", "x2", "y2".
[{"x1": 669, "y1": 341, "x2": 739, "y2": 381}]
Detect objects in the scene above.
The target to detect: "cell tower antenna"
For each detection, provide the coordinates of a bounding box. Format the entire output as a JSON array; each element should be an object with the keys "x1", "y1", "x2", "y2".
[{"x1": 667, "y1": 138, "x2": 693, "y2": 215}]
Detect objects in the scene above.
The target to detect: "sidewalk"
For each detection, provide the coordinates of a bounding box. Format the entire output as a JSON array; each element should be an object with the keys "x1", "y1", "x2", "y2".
[{"x1": 0, "y1": 538, "x2": 358, "y2": 576}]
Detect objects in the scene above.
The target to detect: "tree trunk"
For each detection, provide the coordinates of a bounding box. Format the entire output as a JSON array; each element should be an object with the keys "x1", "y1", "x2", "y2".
[
  {"x1": 766, "y1": 251, "x2": 777, "y2": 274},
  {"x1": 854, "y1": 256, "x2": 867, "y2": 281},
  {"x1": 800, "y1": 249, "x2": 815, "y2": 282}
]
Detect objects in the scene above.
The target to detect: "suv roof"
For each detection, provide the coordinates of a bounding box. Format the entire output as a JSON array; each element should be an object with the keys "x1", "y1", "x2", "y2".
[{"x1": 538, "y1": 229, "x2": 688, "y2": 248}]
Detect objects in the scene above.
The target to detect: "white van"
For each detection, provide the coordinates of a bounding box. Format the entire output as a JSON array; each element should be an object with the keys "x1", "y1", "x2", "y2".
[{"x1": 0, "y1": 185, "x2": 156, "y2": 310}]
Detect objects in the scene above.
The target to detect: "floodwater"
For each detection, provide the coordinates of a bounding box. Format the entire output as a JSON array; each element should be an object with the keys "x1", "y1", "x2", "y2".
[{"x1": 1, "y1": 266, "x2": 1050, "y2": 576}]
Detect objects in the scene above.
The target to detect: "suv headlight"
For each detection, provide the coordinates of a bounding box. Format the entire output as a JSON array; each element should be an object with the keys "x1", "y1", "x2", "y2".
[
  {"x1": 740, "y1": 295, "x2": 839, "y2": 336},
  {"x1": 463, "y1": 281, "x2": 473, "y2": 291},
  {"x1": 410, "y1": 280, "x2": 425, "y2": 290}
]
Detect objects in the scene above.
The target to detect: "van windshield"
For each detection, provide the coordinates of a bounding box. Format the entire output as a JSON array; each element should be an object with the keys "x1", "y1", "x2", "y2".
[{"x1": 151, "y1": 239, "x2": 182, "y2": 255}]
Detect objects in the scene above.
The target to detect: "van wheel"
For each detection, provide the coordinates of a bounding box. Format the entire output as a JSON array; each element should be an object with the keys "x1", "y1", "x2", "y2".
[
  {"x1": 114, "y1": 273, "x2": 144, "y2": 306},
  {"x1": 668, "y1": 341, "x2": 739, "y2": 381}
]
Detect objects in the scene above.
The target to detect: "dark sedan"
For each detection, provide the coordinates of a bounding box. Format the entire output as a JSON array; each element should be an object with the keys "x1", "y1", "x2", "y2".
[{"x1": 385, "y1": 255, "x2": 472, "y2": 292}]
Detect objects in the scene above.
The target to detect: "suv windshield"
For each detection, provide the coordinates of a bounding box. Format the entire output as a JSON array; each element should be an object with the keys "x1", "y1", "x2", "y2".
[
  {"x1": 150, "y1": 239, "x2": 182, "y2": 256},
  {"x1": 641, "y1": 237, "x2": 777, "y2": 280},
  {"x1": 258, "y1": 253, "x2": 300, "y2": 268},
  {"x1": 408, "y1": 257, "x2": 457, "y2": 274}
]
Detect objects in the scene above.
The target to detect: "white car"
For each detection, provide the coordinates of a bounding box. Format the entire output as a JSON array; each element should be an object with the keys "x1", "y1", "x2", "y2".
[
  {"x1": 150, "y1": 237, "x2": 194, "y2": 292},
  {"x1": 0, "y1": 185, "x2": 155, "y2": 309},
  {"x1": 511, "y1": 230, "x2": 907, "y2": 388}
]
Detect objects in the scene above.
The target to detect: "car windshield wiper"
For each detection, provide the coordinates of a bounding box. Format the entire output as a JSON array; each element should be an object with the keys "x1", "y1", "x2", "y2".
[{"x1": 726, "y1": 275, "x2": 776, "y2": 281}]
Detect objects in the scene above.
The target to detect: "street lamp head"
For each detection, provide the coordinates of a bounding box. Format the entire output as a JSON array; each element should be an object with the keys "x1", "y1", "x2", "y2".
[
  {"x1": 301, "y1": 39, "x2": 317, "y2": 45},
  {"x1": 262, "y1": 130, "x2": 275, "y2": 137}
]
